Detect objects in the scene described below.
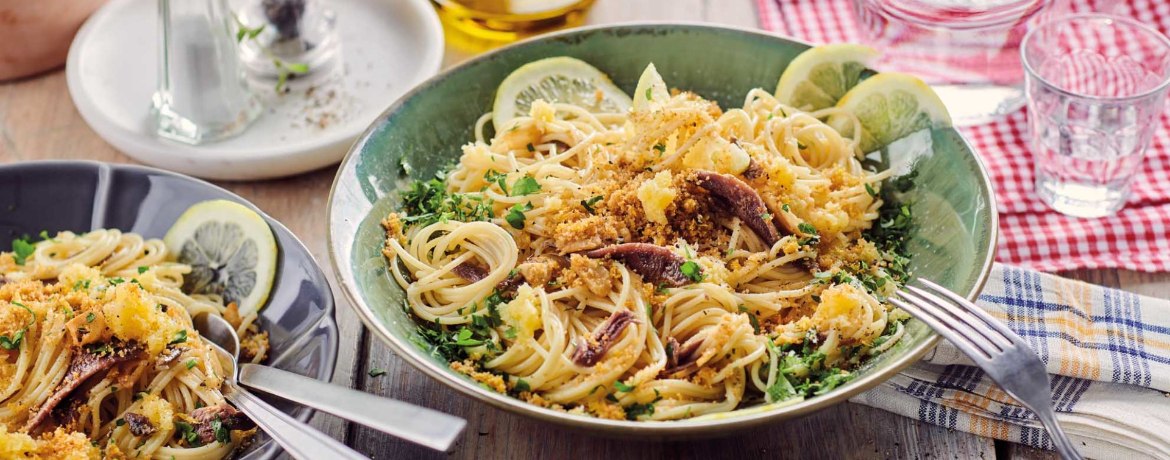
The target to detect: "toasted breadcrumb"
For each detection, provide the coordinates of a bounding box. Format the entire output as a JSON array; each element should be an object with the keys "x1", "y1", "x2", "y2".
[
  {"x1": 450, "y1": 360, "x2": 507, "y2": 393},
  {"x1": 0, "y1": 426, "x2": 102, "y2": 460}
]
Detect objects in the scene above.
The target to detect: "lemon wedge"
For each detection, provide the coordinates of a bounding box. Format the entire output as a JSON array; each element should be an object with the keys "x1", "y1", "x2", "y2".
[
  {"x1": 632, "y1": 63, "x2": 670, "y2": 113},
  {"x1": 164, "y1": 200, "x2": 278, "y2": 317},
  {"x1": 776, "y1": 44, "x2": 879, "y2": 111},
  {"x1": 832, "y1": 72, "x2": 952, "y2": 153},
  {"x1": 492, "y1": 57, "x2": 632, "y2": 131}
]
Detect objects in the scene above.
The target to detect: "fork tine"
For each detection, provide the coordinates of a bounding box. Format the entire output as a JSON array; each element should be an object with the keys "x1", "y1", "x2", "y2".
[
  {"x1": 917, "y1": 278, "x2": 1027, "y2": 345},
  {"x1": 895, "y1": 289, "x2": 1003, "y2": 355},
  {"x1": 905, "y1": 284, "x2": 1014, "y2": 350},
  {"x1": 889, "y1": 295, "x2": 993, "y2": 362}
]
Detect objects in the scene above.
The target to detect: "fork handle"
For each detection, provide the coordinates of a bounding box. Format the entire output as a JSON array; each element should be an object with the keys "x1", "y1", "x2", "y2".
[
  {"x1": 239, "y1": 363, "x2": 466, "y2": 452},
  {"x1": 1034, "y1": 404, "x2": 1085, "y2": 460}
]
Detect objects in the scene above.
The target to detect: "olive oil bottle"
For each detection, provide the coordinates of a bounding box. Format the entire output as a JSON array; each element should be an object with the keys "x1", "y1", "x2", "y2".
[{"x1": 432, "y1": 0, "x2": 596, "y2": 51}]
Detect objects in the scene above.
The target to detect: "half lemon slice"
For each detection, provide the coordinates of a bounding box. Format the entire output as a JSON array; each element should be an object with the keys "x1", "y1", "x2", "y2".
[
  {"x1": 492, "y1": 56, "x2": 632, "y2": 131},
  {"x1": 833, "y1": 72, "x2": 952, "y2": 153},
  {"x1": 164, "y1": 200, "x2": 278, "y2": 317},
  {"x1": 775, "y1": 44, "x2": 879, "y2": 111}
]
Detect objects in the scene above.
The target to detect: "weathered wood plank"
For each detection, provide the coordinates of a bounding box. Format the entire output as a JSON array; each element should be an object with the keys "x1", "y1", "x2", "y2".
[{"x1": 350, "y1": 343, "x2": 993, "y2": 460}]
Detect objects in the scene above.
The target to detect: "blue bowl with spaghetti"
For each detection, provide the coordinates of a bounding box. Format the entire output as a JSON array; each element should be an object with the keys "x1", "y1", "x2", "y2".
[{"x1": 0, "y1": 161, "x2": 338, "y2": 458}]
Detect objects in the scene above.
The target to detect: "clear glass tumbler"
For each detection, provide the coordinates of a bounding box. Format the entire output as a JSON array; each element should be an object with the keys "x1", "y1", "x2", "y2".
[
  {"x1": 152, "y1": 0, "x2": 262, "y2": 144},
  {"x1": 1022, "y1": 14, "x2": 1170, "y2": 218},
  {"x1": 853, "y1": 0, "x2": 1066, "y2": 125}
]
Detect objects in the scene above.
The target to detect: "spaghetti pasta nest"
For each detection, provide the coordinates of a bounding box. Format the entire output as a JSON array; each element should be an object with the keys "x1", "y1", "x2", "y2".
[
  {"x1": 0, "y1": 229, "x2": 268, "y2": 458},
  {"x1": 383, "y1": 79, "x2": 914, "y2": 421}
]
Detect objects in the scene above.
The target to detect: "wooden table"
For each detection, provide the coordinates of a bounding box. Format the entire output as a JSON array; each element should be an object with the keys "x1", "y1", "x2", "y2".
[{"x1": 2, "y1": 0, "x2": 1166, "y2": 458}]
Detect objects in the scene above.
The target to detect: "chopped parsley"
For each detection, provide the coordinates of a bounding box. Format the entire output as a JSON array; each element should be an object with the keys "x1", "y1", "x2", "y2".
[
  {"x1": 644, "y1": 87, "x2": 652, "y2": 101},
  {"x1": 679, "y1": 261, "x2": 704, "y2": 283},
  {"x1": 453, "y1": 328, "x2": 485, "y2": 346},
  {"x1": 400, "y1": 167, "x2": 495, "y2": 229},
  {"x1": 612, "y1": 380, "x2": 636, "y2": 392},
  {"x1": 738, "y1": 305, "x2": 760, "y2": 334},
  {"x1": 510, "y1": 176, "x2": 542, "y2": 196},
  {"x1": 211, "y1": 416, "x2": 231, "y2": 444},
  {"x1": 766, "y1": 334, "x2": 857, "y2": 400},
  {"x1": 865, "y1": 183, "x2": 877, "y2": 197},
  {"x1": 137, "y1": 266, "x2": 150, "y2": 274},
  {"x1": 10, "y1": 238, "x2": 34, "y2": 265},
  {"x1": 624, "y1": 390, "x2": 663, "y2": 420},
  {"x1": 186, "y1": 359, "x2": 198, "y2": 370},
  {"x1": 86, "y1": 312, "x2": 96, "y2": 323},
  {"x1": 398, "y1": 157, "x2": 414, "y2": 176},
  {"x1": 653, "y1": 143, "x2": 666, "y2": 155},
  {"x1": 38, "y1": 230, "x2": 57, "y2": 242},
  {"x1": 514, "y1": 378, "x2": 530, "y2": 392},
  {"x1": 0, "y1": 302, "x2": 36, "y2": 350},
  {"x1": 505, "y1": 202, "x2": 533, "y2": 229},
  {"x1": 580, "y1": 195, "x2": 603, "y2": 214},
  {"x1": 483, "y1": 170, "x2": 509, "y2": 194},
  {"x1": 174, "y1": 421, "x2": 202, "y2": 446},
  {"x1": 168, "y1": 330, "x2": 188, "y2": 345},
  {"x1": 526, "y1": 143, "x2": 535, "y2": 152},
  {"x1": 797, "y1": 222, "x2": 818, "y2": 236}
]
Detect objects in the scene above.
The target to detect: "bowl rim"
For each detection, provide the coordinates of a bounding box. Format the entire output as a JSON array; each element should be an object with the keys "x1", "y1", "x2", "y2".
[
  {"x1": 0, "y1": 159, "x2": 340, "y2": 457},
  {"x1": 326, "y1": 21, "x2": 999, "y2": 435}
]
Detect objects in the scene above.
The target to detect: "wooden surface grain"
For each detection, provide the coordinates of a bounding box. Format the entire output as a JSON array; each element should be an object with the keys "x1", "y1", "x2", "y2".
[{"x1": 1, "y1": 0, "x2": 1166, "y2": 458}]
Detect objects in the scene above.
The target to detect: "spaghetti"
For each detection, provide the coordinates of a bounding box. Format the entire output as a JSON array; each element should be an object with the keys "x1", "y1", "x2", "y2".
[
  {"x1": 383, "y1": 67, "x2": 914, "y2": 421},
  {"x1": 0, "y1": 229, "x2": 268, "y2": 458}
]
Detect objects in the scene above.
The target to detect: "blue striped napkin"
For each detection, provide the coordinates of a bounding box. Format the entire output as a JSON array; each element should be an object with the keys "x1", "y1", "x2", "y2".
[{"x1": 852, "y1": 264, "x2": 1170, "y2": 459}]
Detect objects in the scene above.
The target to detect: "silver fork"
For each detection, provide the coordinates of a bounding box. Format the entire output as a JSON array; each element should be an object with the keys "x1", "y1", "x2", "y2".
[{"x1": 889, "y1": 278, "x2": 1085, "y2": 460}]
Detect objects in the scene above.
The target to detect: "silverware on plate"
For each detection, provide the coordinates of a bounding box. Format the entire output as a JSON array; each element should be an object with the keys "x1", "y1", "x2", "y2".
[
  {"x1": 199, "y1": 321, "x2": 368, "y2": 459},
  {"x1": 195, "y1": 314, "x2": 467, "y2": 453},
  {"x1": 890, "y1": 279, "x2": 1084, "y2": 460}
]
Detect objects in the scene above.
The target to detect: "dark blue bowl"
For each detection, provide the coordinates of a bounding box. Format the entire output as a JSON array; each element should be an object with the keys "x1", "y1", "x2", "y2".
[{"x1": 0, "y1": 160, "x2": 338, "y2": 460}]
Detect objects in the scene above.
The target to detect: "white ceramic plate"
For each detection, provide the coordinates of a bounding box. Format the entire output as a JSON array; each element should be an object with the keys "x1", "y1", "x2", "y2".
[{"x1": 66, "y1": 0, "x2": 443, "y2": 180}]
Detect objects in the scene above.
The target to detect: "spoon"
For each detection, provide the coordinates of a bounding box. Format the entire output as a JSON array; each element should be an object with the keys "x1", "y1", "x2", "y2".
[
  {"x1": 199, "y1": 323, "x2": 368, "y2": 459},
  {"x1": 194, "y1": 314, "x2": 467, "y2": 452}
]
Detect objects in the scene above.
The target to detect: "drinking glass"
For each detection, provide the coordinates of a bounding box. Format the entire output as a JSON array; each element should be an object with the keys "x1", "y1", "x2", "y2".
[
  {"x1": 1022, "y1": 14, "x2": 1170, "y2": 218},
  {"x1": 853, "y1": 0, "x2": 1066, "y2": 125},
  {"x1": 152, "y1": 0, "x2": 262, "y2": 144}
]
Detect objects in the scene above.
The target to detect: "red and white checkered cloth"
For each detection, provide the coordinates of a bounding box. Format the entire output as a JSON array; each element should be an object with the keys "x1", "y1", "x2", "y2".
[{"x1": 756, "y1": 0, "x2": 1170, "y2": 272}]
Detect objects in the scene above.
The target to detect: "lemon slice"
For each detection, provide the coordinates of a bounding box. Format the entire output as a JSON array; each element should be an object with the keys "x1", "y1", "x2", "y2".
[
  {"x1": 632, "y1": 63, "x2": 670, "y2": 113},
  {"x1": 492, "y1": 57, "x2": 632, "y2": 131},
  {"x1": 776, "y1": 44, "x2": 879, "y2": 111},
  {"x1": 833, "y1": 72, "x2": 952, "y2": 153},
  {"x1": 164, "y1": 200, "x2": 278, "y2": 317}
]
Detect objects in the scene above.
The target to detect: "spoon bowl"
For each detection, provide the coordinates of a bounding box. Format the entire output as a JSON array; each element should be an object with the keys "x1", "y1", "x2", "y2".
[{"x1": 193, "y1": 313, "x2": 370, "y2": 459}]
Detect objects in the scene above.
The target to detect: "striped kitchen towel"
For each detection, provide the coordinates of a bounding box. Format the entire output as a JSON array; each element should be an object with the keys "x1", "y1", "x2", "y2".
[{"x1": 851, "y1": 264, "x2": 1170, "y2": 459}]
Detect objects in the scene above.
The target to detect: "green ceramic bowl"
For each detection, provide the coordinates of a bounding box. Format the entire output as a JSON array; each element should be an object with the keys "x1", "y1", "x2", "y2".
[{"x1": 327, "y1": 23, "x2": 998, "y2": 436}]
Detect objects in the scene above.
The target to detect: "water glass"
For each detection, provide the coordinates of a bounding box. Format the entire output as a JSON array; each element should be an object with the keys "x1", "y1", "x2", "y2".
[
  {"x1": 1022, "y1": 14, "x2": 1170, "y2": 218},
  {"x1": 153, "y1": 0, "x2": 262, "y2": 144},
  {"x1": 853, "y1": 0, "x2": 1066, "y2": 125}
]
